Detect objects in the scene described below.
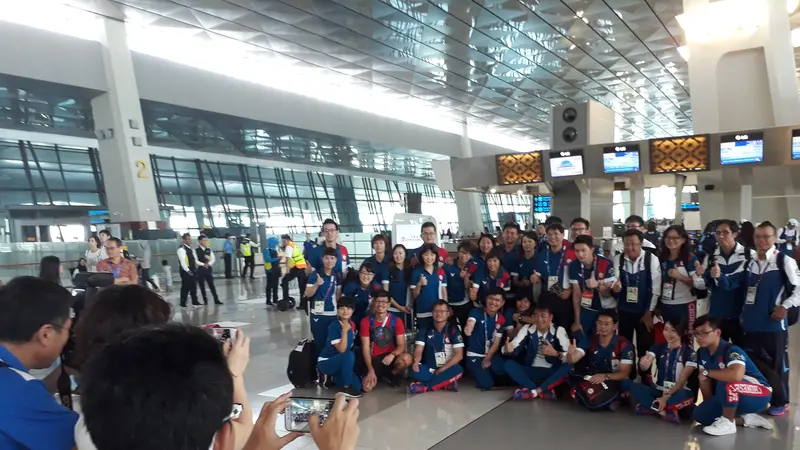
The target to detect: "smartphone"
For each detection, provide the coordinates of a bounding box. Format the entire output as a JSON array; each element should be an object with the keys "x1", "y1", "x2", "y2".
[
  {"x1": 284, "y1": 397, "x2": 345, "y2": 433},
  {"x1": 206, "y1": 328, "x2": 237, "y2": 345},
  {"x1": 651, "y1": 400, "x2": 661, "y2": 412}
]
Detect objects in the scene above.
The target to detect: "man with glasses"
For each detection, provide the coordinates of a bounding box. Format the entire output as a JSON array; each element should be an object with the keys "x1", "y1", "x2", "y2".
[
  {"x1": 532, "y1": 223, "x2": 573, "y2": 329},
  {"x1": 567, "y1": 309, "x2": 635, "y2": 411},
  {"x1": 307, "y1": 219, "x2": 351, "y2": 275},
  {"x1": 0, "y1": 277, "x2": 77, "y2": 450},
  {"x1": 342, "y1": 262, "x2": 382, "y2": 330},
  {"x1": 714, "y1": 221, "x2": 800, "y2": 416},
  {"x1": 702, "y1": 219, "x2": 748, "y2": 344},
  {"x1": 776, "y1": 218, "x2": 799, "y2": 257},
  {"x1": 411, "y1": 222, "x2": 449, "y2": 265},
  {"x1": 409, "y1": 300, "x2": 464, "y2": 394},
  {"x1": 613, "y1": 215, "x2": 657, "y2": 256},
  {"x1": 503, "y1": 302, "x2": 572, "y2": 400},
  {"x1": 97, "y1": 237, "x2": 139, "y2": 286},
  {"x1": 692, "y1": 316, "x2": 773, "y2": 436},
  {"x1": 359, "y1": 290, "x2": 412, "y2": 391},
  {"x1": 569, "y1": 218, "x2": 604, "y2": 258},
  {"x1": 497, "y1": 223, "x2": 522, "y2": 275}
]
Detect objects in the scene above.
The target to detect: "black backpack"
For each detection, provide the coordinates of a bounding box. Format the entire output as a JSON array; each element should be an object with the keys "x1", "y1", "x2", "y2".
[
  {"x1": 287, "y1": 339, "x2": 317, "y2": 388},
  {"x1": 743, "y1": 249, "x2": 798, "y2": 326}
]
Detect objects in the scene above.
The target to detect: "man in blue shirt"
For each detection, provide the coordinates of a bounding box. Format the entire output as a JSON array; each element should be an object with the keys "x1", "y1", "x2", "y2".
[
  {"x1": 307, "y1": 219, "x2": 351, "y2": 275},
  {"x1": 305, "y1": 247, "x2": 343, "y2": 358},
  {"x1": 223, "y1": 233, "x2": 234, "y2": 278},
  {"x1": 496, "y1": 222, "x2": 522, "y2": 275},
  {"x1": 410, "y1": 300, "x2": 464, "y2": 394},
  {"x1": 569, "y1": 217, "x2": 604, "y2": 258},
  {"x1": 702, "y1": 219, "x2": 748, "y2": 344},
  {"x1": 692, "y1": 316, "x2": 773, "y2": 436},
  {"x1": 568, "y1": 235, "x2": 616, "y2": 336},
  {"x1": 463, "y1": 288, "x2": 507, "y2": 390},
  {"x1": 532, "y1": 223, "x2": 573, "y2": 329},
  {"x1": 714, "y1": 221, "x2": 800, "y2": 416},
  {"x1": 0, "y1": 277, "x2": 78, "y2": 450}
]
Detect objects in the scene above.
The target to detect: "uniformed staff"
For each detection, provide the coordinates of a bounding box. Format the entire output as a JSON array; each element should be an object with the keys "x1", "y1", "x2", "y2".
[
  {"x1": 281, "y1": 234, "x2": 309, "y2": 309},
  {"x1": 176, "y1": 233, "x2": 200, "y2": 308},
  {"x1": 240, "y1": 234, "x2": 256, "y2": 279},
  {"x1": 195, "y1": 235, "x2": 222, "y2": 305}
]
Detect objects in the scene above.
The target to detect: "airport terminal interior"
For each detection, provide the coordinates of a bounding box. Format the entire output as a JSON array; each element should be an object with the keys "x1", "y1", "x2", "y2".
[{"x1": 3, "y1": 0, "x2": 800, "y2": 449}]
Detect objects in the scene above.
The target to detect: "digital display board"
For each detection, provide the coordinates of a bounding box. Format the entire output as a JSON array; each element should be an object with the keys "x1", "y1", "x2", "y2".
[
  {"x1": 792, "y1": 129, "x2": 800, "y2": 160},
  {"x1": 602, "y1": 144, "x2": 640, "y2": 174},
  {"x1": 549, "y1": 150, "x2": 584, "y2": 177},
  {"x1": 650, "y1": 135, "x2": 709, "y2": 174},
  {"x1": 720, "y1": 132, "x2": 763, "y2": 165}
]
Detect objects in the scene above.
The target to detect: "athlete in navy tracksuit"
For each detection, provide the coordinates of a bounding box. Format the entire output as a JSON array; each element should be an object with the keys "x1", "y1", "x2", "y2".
[
  {"x1": 702, "y1": 220, "x2": 748, "y2": 344},
  {"x1": 409, "y1": 300, "x2": 464, "y2": 394},
  {"x1": 305, "y1": 247, "x2": 342, "y2": 358},
  {"x1": 568, "y1": 235, "x2": 616, "y2": 336},
  {"x1": 464, "y1": 289, "x2": 507, "y2": 390},
  {"x1": 503, "y1": 302, "x2": 572, "y2": 400},
  {"x1": 714, "y1": 224, "x2": 800, "y2": 416},
  {"x1": 692, "y1": 316, "x2": 773, "y2": 436}
]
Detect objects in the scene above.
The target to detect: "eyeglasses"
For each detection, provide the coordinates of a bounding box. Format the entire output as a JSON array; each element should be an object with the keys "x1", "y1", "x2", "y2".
[
  {"x1": 374, "y1": 299, "x2": 389, "y2": 304},
  {"x1": 693, "y1": 329, "x2": 715, "y2": 338},
  {"x1": 359, "y1": 271, "x2": 375, "y2": 277},
  {"x1": 222, "y1": 403, "x2": 243, "y2": 423},
  {"x1": 625, "y1": 223, "x2": 641, "y2": 229},
  {"x1": 595, "y1": 321, "x2": 614, "y2": 327},
  {"x1": 323, "y1": 228, "x2": 338, "y2": 233},
  {"x1": 571, "y1": 227, "x2": 587, "y2": 233},
  {"x1": 421, "y1": 232, "x2": 437, "y2": 237}
]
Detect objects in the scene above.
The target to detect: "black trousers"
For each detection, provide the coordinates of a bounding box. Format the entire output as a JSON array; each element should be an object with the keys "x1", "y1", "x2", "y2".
[
  {"x1": 241, "y1": 255, "x2": 255, "y2": 278},
  {"x1": 618, "y1": 310, "x2": 654, "y2": 379},
  {"x1": 451, "y1": 302, "x2": 474, "y2": 332},
  {"x1": 551, "y1": 296, "x2": 574, "y2": 332},
  {"x1": 179, "y1": 269, "x2": 198, "y2": 306},
  {"x1": 717, "y1": 317, "x2": 743, "y2": 345},
  {"x1": 742, "y1": 331, "x2": 790, "y2": 407},
  {"x1": 266, "y1": 271, "x2": 280, "y2": 304},
  {"x1": 282, "y1": 267, "x2": 308, "y2": 301},
  {"x1": 196, "y1": 266, "x2": 218, "y2": 303},
  {"x1": 224, "y1": 254, "x2": 233, "y2": 278}
]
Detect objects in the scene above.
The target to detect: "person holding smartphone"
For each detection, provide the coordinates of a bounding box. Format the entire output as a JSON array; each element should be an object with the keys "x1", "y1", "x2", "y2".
[
  {"x1": 317, "y1": 297, "x2": 362, "y2": 398},
  {"x1": 631, "y1": 318, "x2": 696, "y2": 424}
]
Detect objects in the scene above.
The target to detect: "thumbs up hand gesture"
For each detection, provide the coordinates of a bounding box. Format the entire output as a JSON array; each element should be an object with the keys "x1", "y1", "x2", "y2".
[{"x1": 504, "y1": 336, "x2": 515, "y2": 354}]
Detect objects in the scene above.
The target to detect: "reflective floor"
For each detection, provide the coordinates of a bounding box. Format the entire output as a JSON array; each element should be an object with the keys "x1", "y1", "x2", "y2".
[{"x1": 169, "y1": 277, "x2": 800, "y2": 450}]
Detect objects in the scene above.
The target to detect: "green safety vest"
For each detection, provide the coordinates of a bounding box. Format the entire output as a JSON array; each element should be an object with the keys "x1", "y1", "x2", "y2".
[{"x1": 241, "y1": 242, "x2": 252, "y2": 257}]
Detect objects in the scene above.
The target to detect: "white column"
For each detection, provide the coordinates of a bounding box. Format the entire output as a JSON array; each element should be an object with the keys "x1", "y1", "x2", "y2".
[
  {"x1": 674, "y1": 175, "x2": 686, "y2": 225},
  {"x1": 683, "y1": 0, "x2": 800, "y2": 133},
  {"x1": 629, "y1": 176, "x2": 645, "y2": 218},
  {"x1": 576, "y1": 180, "x2": 591, "y2": 222},
  {"x1": 454, "y1": 123, "x2": 485, "y2": 235},
  {"x1": 91, "y1": 16, "x2": 160, "y2": 223},
  {"x1": 739, "y1": 168, "x2": 754, "y2": 222}
]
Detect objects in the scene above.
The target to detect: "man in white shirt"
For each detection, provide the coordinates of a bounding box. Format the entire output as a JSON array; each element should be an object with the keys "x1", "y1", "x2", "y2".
[
  {"x1": 196, "y1": 235, "x2": 222, "y2": 305},
  {"x1": 176, "y1": 233, "x2": 200, "y2": 308}
]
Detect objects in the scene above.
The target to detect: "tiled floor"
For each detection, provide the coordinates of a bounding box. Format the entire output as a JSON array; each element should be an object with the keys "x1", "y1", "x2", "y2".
[{"x1": 170, "y1": 278, "x2": 800, "y2": 450}]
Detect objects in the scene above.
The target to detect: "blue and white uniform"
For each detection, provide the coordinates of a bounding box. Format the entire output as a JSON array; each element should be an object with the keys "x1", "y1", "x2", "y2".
[
  {"x1": 693, "y1": 342, "x2": 771, "y2": 426},
  {"x1": 307, "y1": 243, "x2": 350, "y2": 274},
  {"x1": 567, "y1": 255, "x2": 616, "y2": 335},
  {"x1": 410, "y1": 267, "x2": 447, "y2": 331},
  {"x1": 464, "y1": 309, "x2": 506, "y2": 390},
  {"x1": 317, "y1": 320, "x2": 361, "y2": 393},
  {"x1": 411, "y1": 324, "x2": 464, "y2": 390},
  {"x1": 660, "y1": 255, "x2": 705, "y2": 337},
  {"x1": 630, "y1": 343, "x2": 696, "y2": 412},
  {"x1": 503, "y1": 324, "x2": 572, "y2": 392},
  {"x1": 306, "y1": 270, "x2": 341, "y2": 357}
]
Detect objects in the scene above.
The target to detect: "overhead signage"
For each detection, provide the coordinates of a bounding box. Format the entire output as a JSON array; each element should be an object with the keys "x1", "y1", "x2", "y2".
[
  {"x1": 720, "y1": 132, "x2": 763, "y2": 165},
  {"x1": 549, "y1": 149, "x2": 584, "y2": 177},
  {"x1": 602, "y1": 144, "x2": 640, "y2": 174}
]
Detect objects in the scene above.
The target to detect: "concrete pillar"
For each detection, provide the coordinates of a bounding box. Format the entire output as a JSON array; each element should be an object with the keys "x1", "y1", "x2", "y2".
[
  {"x1": 91, "y1": 16, "x2": 160, "y2": 223},
  {"x1": 674, "y1": 175, "x2": 686, "y2": 225},
  {"x1": 454, "y1": 123, "x2": 485, "y2": 235},
  {"x1": 739, "y1": 168, "x2": 753, "y2": 222},
  {"x1": 683, "y1": 0, "x2": 800, "y2": 133},
  {"x1": 576, "y1": 180, "x2": 591, "y2": 221},
  {"x1": 629, "y1": 176, "x2": 645, "y2": 219},
  {"x1": 586, "y1": 179, "x2": 614, "y2": 232}
]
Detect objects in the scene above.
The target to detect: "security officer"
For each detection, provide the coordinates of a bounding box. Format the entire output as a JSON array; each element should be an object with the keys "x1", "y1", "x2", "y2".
[
  {"x1": 240, "y1": 234, "x2": 255, "y2": 279},
  {"x1": 281, "y1": 234, "x2": 309, "y2": 308},
  {"x1": 176, "y1": 233, "x2": 200, "y2": 308},
  {"x1": 714, "y1": 221, "x2": 800, "y2": 416},
  {"x1": 195, "y1": 235, "x2": 222, "y2": 305}
]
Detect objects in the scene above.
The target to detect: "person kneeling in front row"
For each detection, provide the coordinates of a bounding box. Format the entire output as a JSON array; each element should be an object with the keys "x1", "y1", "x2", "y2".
[
  {"x1": 566, "y1": 309, "x2": 634, "y2": 411},
  {"x1": 464, "y1": 288, "x2": 507, "y2": 390},
  {"x1": 503, "y1": 300, "x2": 572, "y2": 400},
  {"x1": 359, "y1": 290, "x2": 412, "y2": 391},
  {"x1": 631, "y1": 317, "x2": 696, "y2": 424},
  {"x1": 317, "y1": 297, "x2": 362, "y2": 398},
  {"x1": 691, "y1": 315, "x2": 773, "y2": 436},
  {"x1": 409, "y1": 300, "x2": 464, "y2": 394}
]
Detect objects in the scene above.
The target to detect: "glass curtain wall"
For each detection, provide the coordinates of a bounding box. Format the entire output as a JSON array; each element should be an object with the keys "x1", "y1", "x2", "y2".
[{"x1": 480, "y1": 193, "x2": 533, "y2": 231}]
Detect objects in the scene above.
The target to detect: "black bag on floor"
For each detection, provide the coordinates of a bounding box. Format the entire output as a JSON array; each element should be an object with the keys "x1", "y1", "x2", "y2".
[
  {"x1": 277, "y1": 297, "x2": 296, "y2": 312},
  {"x1": 287, "y1": 339, "x2": 317, "y2": 388},
  {"x1": 569, "y1": 374, "x2": 621, "y2": 411}
]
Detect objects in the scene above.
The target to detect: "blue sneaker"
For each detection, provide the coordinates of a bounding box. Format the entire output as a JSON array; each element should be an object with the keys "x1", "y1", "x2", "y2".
[
  {"x1": 539, "y1": 389, "x2": 558, "y2": 401},
  {"x1": 443, "y1": 382, "x2": 458, "y2": 392},
  {"x1": 634, "y1": 404, "x2": 656, "y2": 415},
  {"x1": 514, "y1": 388, "x2": 537, "y2": 400},
  {"x1": 768, "y1": 404, "x2": 789, "y2": 416},
  {"x1": 409, "y1": 382, "x2": 428, "y2": 394}
]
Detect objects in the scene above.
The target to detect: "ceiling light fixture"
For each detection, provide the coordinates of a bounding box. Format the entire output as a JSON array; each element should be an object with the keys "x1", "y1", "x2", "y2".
[{"x1": 676, "y1": 0, "x2": 765, "y2": 43}]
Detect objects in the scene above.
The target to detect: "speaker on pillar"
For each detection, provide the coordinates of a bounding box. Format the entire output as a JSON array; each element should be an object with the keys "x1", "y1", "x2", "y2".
[
  {"x1": 550, "y1": 101, "x2": 615, "y2": 151},
  {"x1": 405, "y1": 193, "x2": 422, "y2": 214}
]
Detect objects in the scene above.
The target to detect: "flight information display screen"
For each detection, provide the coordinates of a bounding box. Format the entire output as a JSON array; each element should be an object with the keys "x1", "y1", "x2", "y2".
[
  {"x1": 793, "y1": 130, "x2": 800, "y2": 160},
  {"x1": 549, "y1": 150, "x2": 584, "y2": 177},
  {"x1": 720, "y1": 132, "x2": 763, "y2": 165},
  {"x1": 602, "y1": 144, "x2": 640, "y2": 173}
]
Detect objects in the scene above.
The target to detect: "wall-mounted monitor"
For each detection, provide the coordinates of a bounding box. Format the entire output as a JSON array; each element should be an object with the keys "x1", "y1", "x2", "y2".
[
  {"x1": 792, "y1": 130, "x2": 800, "y2": 160},
  {"x1": 650, "y1": 135, "x2": 709, "y2": 174},
  {"x1": 720, "y1": 132, "x2": 763, "y2": 165},
  {"x1": 549, "y1": 149, "x2": 584, "y2": 177},
  {"x1": 602, "y1": 144, "x2": 640, "y2": 174}
]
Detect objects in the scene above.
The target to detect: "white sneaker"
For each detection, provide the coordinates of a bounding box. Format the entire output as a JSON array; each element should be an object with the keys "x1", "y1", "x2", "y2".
[
  {"x1": 742, "y1": 413, "x2": 773, "y2": 430},
  {"x1": 703, "y1": 417, "x2": 737, "y2": 436}
]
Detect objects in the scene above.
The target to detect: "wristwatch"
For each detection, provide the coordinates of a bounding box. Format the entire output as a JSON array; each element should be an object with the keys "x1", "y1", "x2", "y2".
[{"x1": 702, "y1": 369, "x2": 709, "y2": 377}]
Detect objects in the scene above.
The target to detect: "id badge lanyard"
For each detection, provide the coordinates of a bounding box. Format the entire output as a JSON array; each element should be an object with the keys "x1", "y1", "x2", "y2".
[
  {"x1": 434, "y1": 325, "x2": 450, "y2": 366},
  {"x1": 544, "y1": 247, "x2": 566, "y2": 282},
  {"x1": 578, "y1": 257, "x2": 598, "y2": 292},
  {"x1": 746, "y1": 251, "x2": 773, "y2": 304},
  {"x1": 661, "y1": 260, "x2": 678, "y2": 301}
]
